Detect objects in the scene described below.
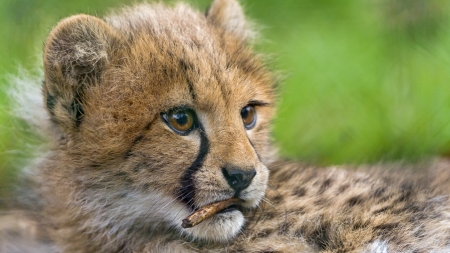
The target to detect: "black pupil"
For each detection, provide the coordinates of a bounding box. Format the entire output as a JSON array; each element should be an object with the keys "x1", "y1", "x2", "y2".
[
  {"x1": 241, "y1": 107, "x2": 250, "y2": 119},
  {"x1": 174, "y1": 111, "x2": 189, "y2": 126}
]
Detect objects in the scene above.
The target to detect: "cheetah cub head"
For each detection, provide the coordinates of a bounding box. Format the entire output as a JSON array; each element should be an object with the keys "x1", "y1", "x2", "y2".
[{"x1": 42, "y1": 0, "x2": 275, "y2": 242}]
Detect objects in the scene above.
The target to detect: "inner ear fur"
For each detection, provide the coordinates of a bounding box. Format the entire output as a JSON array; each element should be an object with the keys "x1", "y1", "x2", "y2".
[{"x1": 43, "y1": 14, "x2": 120, "y2": 132}]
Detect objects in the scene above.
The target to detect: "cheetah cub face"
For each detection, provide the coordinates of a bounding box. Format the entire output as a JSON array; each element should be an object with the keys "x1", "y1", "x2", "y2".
[{"x1": 42, "y1": 0, "x2": 275, "y2": 242}]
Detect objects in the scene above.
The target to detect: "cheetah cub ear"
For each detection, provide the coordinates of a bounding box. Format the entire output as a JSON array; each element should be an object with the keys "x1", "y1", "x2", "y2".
[
  {"x1": 43, "y1": 15, "x2": 121, "y2": 133},
  {"x1": 206, "y1": 0, "x2": 256, "y2": 41}
]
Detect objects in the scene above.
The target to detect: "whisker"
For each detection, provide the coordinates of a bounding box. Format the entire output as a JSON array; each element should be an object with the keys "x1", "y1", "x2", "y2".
[
  {"x1": 265, "y1": 183, "x2": 289, "y2": 226},
  {"x1": 261, "y1": 197, "x2": 276, "y2": 208}
]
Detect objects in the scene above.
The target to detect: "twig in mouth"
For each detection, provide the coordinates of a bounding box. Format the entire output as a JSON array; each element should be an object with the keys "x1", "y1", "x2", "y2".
[{"x1": 181, "y1": 198, "x2": 243, "y2": 228}]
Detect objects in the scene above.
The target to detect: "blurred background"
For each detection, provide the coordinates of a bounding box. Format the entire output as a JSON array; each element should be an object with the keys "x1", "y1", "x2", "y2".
[{"x1": 1, "y1": 0, "x2": 450, "y2": 199}]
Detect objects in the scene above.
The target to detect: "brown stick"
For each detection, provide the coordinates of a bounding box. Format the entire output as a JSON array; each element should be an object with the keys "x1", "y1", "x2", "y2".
[{"x1": 181, "y1": 198, "x2": 242, "y2": 228}]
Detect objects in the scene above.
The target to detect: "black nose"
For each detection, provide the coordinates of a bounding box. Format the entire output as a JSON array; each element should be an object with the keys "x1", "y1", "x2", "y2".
[{"x1": 222, "y1": 167, "x2": 256, "y2": 193}]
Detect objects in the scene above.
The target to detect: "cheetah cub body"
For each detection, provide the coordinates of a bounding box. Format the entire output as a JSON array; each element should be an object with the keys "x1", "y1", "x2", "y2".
[{"x1": 7, "y1": 0, "x2": 450, "y2": 252}]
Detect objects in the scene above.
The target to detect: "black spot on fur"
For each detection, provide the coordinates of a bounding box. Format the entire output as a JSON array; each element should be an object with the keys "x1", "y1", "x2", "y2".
[
  {"x1": 144, "y1": 121, "x2": 153, "y2": 130},
  {"x1": 255, "y1": 228, "x2": 273, "y2": 238},
  {"x1": 303, "y1": 170, "x2": 318, "y2": 183},
  {"x1": 374, "y1": 222, "x2": 398, "y2": 231},
  {"x1": 347, "y1": 195, "x2": 364, "y2": 207},
  {"x1": 314, "y1": 198, "x2": 326, "y2": 206},
  {"x1": 126, "y1": 135, "x2": 145, "y2": 158},
  {"x1": 131, "y1": 135, "x2": 144, "y2": 146},
  {"x1": 293, "y1": 228, "x2": 304, "y2": 238},
  {"x1": 292, "y1": 187, "x2": 307, "y2": 197},
  {"x1": 308, "y1": 222, "x2": 331, "y2": 250},
  {"x1": 261, "y1": 211, "x2": 276, "y2": 220},
  {"x1": 373, "y1": 206, "x2": 391, "y2": 214},
  {"x1": 337, "y1": 184, "x2": 349, "y2": 194},
  {"x1": 187, "y1": 80, "x2": 196, "y2": 101},
  {"x1": 226, "y1": 60, "x2": 231, "y2": 69},
  {"x1": 371, "y1": 187, "x2": 386, "y2": 199},
  {"x1": 277, "y1": 222, "x2": 291, "y2": 235},
  {"x1": 275, "y1": 170, "x2": 296, "y2": 182},
  {"x1": 403, "y1": 202, "x2": 425, "y2": 214},
  {"x1": 127, "y1": 117, "x2": 158, "y2": 158},
  {"x1": 318, "y1": 178, "x2": 333, "y2": 194},
  {"x1": 397, "y1": 182, "x2": 414, "y2": 202},
  {"x1": 82, "y1": 182, "x2": 102, "y2": 189},
  {"x1": 118, "y1": 192, "x2": 128, "y2": 198},
  {"x1": 289, "y1": 207, "x2": 305, "y2": 214},
  {"x1": 413, "y1": 225, "x2": 426, "y2": 239},
  {"x1": 91, "y1": 163, "x2": 101, "y2": 168},
  {"x1": 116, "y1": 242, "x2": 127, "y2": 253},
  {"x1": 351, "y1": 220, "x2": 369, "y2": 230},
  {"x1": 179, "y1": 59, "x2": 193, "y2": 72},
  {"x1": 397, "y1": 202, "x2": 435, "y2": 223},
  {"x1": 271, "y1": 194, "x2": 283, "y2": 204},
  {"x1": 114, "y1": 171, "x2": 134, "y2": 184},
  {"x1": 114, "y1": 171, "x2": 129, "y2": 178}
]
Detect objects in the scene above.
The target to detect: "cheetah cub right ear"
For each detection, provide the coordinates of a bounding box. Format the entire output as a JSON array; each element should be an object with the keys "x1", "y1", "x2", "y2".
[
  {"x1": 42, "y1": 15, "x2": 122, "y2": 134},
  {"x1": 207, "y1": 0, "x2": 256, "y2": 41}
]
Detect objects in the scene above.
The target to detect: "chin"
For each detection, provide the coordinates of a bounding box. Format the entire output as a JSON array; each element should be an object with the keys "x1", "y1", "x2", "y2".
[{"x1": 182, "y1": 210, "x2": 245, "y2": 242}]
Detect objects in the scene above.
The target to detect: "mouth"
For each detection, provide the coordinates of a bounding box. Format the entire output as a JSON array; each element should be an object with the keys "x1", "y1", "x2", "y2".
[
  {"x1": 219, "y1": 204, "x2": 241, "y2": 214},
  {"x1": 181, "y1": 198, "x2": 243, "y2": 228}
]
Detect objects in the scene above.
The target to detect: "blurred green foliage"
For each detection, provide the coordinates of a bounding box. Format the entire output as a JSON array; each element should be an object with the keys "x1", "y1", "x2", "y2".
[{"x1": 1, "y1": 0, "x2": 450, "y2": 196}]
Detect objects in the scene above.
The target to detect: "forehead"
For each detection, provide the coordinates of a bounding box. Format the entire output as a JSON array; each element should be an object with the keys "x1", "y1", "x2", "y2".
[{"x1": 123, "y1": 28, "x2": 273, "y2": 114}]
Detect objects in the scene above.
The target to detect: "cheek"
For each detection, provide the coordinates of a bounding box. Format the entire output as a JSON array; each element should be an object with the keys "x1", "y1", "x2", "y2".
[
  {"x1": 250, "y1": 165, "x2": 269, "y2": 193},
  {"x1": 124, "y1": 127, "x2": 201, "y2": 193},
  {"x1": 247, "y1": 129, "x2": 273, "y2": 164},
  {"x1": 258, "y1": 167, "x2": 270, "y2": 193}
]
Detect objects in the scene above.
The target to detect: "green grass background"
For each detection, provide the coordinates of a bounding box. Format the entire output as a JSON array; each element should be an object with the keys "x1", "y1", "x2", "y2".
[{"x1": 1, "y1": 0, "x2": 450, "y2": 196}]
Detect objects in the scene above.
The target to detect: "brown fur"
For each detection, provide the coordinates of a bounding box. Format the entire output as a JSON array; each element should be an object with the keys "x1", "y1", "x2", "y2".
[{"x1": 4, "y1": 0, "x2": 450, "y2": 252}]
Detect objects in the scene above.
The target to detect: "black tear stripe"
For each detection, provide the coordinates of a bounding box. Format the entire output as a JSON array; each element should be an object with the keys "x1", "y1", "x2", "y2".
[{"x1": 177, "y1": 125, "x2": 210, "y2": 210}]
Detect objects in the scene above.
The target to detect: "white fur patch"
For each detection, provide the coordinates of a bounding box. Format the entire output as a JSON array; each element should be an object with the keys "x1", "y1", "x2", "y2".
[
  {"x1": 77, "y1": 188, "x2": 246, "y2": 247},
  {"x1": 367, "y1": 240, "x2": 389, "y2": 253},
  {"x1": 7, "y1": 68, "x2": 50, "y2": 136},
  {"x1": 187, "y1": 210, "x2": 245, "y2": 242}
]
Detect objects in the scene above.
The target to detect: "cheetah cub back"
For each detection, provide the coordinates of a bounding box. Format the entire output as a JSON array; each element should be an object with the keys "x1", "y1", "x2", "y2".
[{"x1": 6, "y1": 0, "x2": 450, "y2": 252}]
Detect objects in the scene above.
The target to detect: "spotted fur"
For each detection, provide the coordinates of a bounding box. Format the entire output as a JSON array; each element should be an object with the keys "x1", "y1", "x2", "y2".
[{"x1": 3, "y1": 0, "x2": 450, "y2": 252}]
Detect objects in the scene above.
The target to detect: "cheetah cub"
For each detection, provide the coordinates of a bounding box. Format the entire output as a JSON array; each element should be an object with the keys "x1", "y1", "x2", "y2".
[{"x1": 7, "y1": 0, "x2": 450, "y2": 252}]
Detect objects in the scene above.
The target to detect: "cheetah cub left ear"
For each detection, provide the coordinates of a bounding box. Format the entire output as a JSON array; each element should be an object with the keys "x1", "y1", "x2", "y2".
[{"x1": 43, "y1": 15, "x2": 122, "y2": 134}]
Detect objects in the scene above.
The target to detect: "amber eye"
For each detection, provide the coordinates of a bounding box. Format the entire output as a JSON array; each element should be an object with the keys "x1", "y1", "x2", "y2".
[
  {"x1": 241, "y1": 105, "x2": 257, "y2": 129},
  {"x1": 162, "y1": 108, "x2": 197, "y2": 135}
]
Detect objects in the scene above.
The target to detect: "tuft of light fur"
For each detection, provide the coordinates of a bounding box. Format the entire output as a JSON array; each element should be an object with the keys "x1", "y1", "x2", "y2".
[
  {"x1": 7, "y1": 68, "x2": 53, "y2": 139},
  {"x1": 367, "y1": 240, "x2": 389, "y2": 253}
]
